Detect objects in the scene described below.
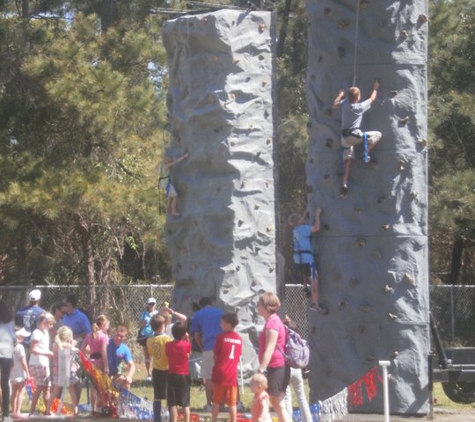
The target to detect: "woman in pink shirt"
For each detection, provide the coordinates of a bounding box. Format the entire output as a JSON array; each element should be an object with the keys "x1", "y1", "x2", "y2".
[{"x1": 256, "y1": 292, "x2": 291, "y2": 422}]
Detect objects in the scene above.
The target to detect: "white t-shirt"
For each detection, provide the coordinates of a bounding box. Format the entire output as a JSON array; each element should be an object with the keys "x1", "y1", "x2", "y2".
[
  {"x1": 11, "y1": 343, "x2": 28, "y2": 382},
  {"x1": 0, "y1": 321, "x2": 15, "y2": 358},
  {"x1": 29, "y1": 328, "x2": 50, "y2": 367}
]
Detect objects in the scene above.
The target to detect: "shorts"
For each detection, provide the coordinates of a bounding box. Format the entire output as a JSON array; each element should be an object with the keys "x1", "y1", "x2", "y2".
[
  {"x1": 266, "y1": 365, "x2": 290, "y2": 398},
  {"x1": 213, "y1": 384, "x2": 238, "y2": 406},
  {"x1": 341, "y1": 130, "x2": 381, "y2": 160},
  {"x1": 167, "y1": 182, "x2": 177, "y2": 198},
  {"x1": 152, "y1": 369, "x2": 168, "y2": 400},
  {"x1": 30, "y1": 365, "x2": 51, "y2": 387},
  {"x1": 201, "y1": 350, "x2": 215, "y2": 380},
  {"x1": 137, "y1": 333, "x2": 153, "y2": 347},
  {"x1": 295, "y1": 263, "x2": 318, "y2": 281},
  {"x1": 167, "y1": 373, "x2": 191, "y2": 407}
]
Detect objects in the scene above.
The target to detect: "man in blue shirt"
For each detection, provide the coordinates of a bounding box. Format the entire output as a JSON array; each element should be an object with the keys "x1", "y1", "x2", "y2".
[
  {"x1": 61, "y1": 294, "x2": 91, "y2": 346},
  {"x1": 288, "y1": 207, "x2": 327, "y2": 314},
  {"x1": 15, "y1": 289, "x2": 45, "y2": 348},
  {"x1": 107, "y1": 325, "x2": 135, "y2": 390},
  {"x1": 190, "y1": 297, "x2": 223, "y2": 410}
]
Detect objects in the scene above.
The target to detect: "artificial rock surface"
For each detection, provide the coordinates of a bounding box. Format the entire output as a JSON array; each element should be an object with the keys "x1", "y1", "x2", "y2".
[
  {"x1": 306, "y1": 0, "x2": 429, "y2": 414},
  {"x1": 162, "y1": 10, "x2": 277, "y2": 375}
]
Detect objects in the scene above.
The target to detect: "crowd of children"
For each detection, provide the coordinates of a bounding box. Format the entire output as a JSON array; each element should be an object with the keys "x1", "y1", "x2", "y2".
[{"x1": 0, "y1": 291, "x2": 313, "y2": 422}]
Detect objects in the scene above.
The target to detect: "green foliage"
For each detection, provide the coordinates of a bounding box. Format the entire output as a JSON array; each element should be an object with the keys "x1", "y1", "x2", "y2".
[{"x1": 429, "y1": 0, "x2": 475, "y2": 283}]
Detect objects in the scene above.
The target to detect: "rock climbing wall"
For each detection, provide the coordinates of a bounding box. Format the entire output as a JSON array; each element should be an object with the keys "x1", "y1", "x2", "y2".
[
  {"x1": 162, "y1": 10, "x2": 277, "y2": 375},
  {"x1": 306, "y1": 0, "x2": 429, "y2": 414}
]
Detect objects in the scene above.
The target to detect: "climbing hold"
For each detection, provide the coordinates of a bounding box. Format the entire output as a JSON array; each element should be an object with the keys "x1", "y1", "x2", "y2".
[
  {"x1": 418, "y1": 14, "x2": 428, "y2": 23},
  {"x1": 324, "y1": 109, "x2": 332, "y2": 117},
  {"x1": 216, "y1": 187, "x2": 221, "y2": 192},
  {"x1": 262, "y1": 80, "x2": 267, "y2": 87},
  {"x1": 384, "y1": 285, "x2": 394, "y2": 294},
  {"x1": 398, "y1": 160, "x2": 406, "y2": 171},
  {"x1": 325, "y1": 138, "x2": 333, "y2": 148},
  {"x1": 400, "y1": 30, "x2": 409, "y2": 39},
  {"x1": 318, "y1": 56, "x2": 323, "y2": 63},
  {"x1": 323, "y1": 174, "x2": 329, "y2": 180},
  {"x1": 360, "y1": 0, "x2": 369, "y2": 9},
  {"x1": 323, "y1": 223, "x2": 329, "y2": 230},
  {"x1": 403, "y1": 273, "x2": 415, "y2": 285},
  {"x1": 269, "y1": 267, "x2": 274, "y2": 273},
  {"x1": 266, "y1": 138, "x2": 271, "y2": 145},
  {"x1": 398, "y1": 116, "x2": 409, "y2": 126},
  {"x1": 238, "y1": 220, "x2": 243, "y2": 227},
  {"x1": 357, "y1": 238, "x2": 366, "y2": 247},
  {"x1": 390, "y1": 351, "x2": 399, "y2": 359},
  {"x1": 381, "y1": 224, "x2": 390, "y2": 231},
  {"x1": 419, "y1": 138, "x2": 427, "y2": 148},
  {"x1": 230, "y1": 140, "x2": 235, "y2": 146},
  {"x1": 358, "y1": 325, "x2": 365, "y2": 333},
  {"x1": 325, "y1": 367, "x2": 332, "y2": 376},
  {"x1": 254, "y1": 204, "x2": 260, "y2": 210},
  {"x1": 388, "y1": 313, "x2": 398, "y2": 320},
  {"x1": 240, "y1": 181, "x2": 245, "y2": 188},
  {"x1": 372, "y1": 249, "x2": 381, "y2": 259},
  {"x1": 234, "y1": 59, "x2": 240, "y2": 64},
  {"x1": 323, "y1": 7, "x2": 331, "y2": 15},
  {"x1": 338, "y1": 300, "x2": 348, "y2": 310},
  {"x1": 354, "y1": 206, "x2": 362, "y2": 214},
  {"x1": 191, "y1": 264, "x2": 196, "y2": 270},
  {"x1": 337, "y1": 46, "x2": 346, "y2": 58},
  {"x1": 391, "y1": 90, "x2": 398, "y2": 97},
  {"x1": 350, "y1": 277, "x2": 359, "y2": 287},
  {"x1": 236, "y1": 266, "x2": 240, "y2": 272},
  {"x1": 264, "y1": 110, "x2": 269, "y2": 119},
  {"x1": 223, "y1": 289, "x2": 229, "y2": 294},
  {"x1": 366, "y1": 353, "x2": 376, "y2": 362},
  {"x1": 338, "y1": 21, "x2": 350, "y2": 29},
  {"x1": 266, "y1": 226, "x2": 273, "y2": 232},
  {"x1": 360, "y1": 304, "x2": 371, "y2": 313},
  {"x1": 410, "y1": 190, "x2": 419, "y2": 200},
  {"x1": 258, "y1": 23, "x2": 266, "y2": 33}
]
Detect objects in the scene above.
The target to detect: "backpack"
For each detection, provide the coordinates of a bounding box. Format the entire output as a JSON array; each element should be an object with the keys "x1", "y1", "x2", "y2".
[{"x1": 278, "y1": 326, "x2": 310, "y2": 369}]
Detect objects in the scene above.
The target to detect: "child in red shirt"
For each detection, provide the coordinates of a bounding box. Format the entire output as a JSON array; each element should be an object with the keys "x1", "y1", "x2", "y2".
[
  {"x1": 211, "y1": 312, "x2": 243, "y2": 422},
  {"x1": 165, "y1": 322, "x2": 191, "y2": 422}
]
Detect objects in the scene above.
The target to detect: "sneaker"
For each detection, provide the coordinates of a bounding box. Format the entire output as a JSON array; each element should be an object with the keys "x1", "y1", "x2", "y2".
[
  {"x1": 310, "y1": 303, "x2": 328, "y2": 315},
  {"x1": 202, "y1": 404, "x2": 212, "y2": 412},
  {"x1": 339, "y1": 184, "x2": 349, "y2": 197},
  {"x1": 146, "y1": 375, "x2": 152, "y2": 382}
]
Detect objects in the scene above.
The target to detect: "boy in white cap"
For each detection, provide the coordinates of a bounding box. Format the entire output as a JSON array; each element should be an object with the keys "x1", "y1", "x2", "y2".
[{"x1": 15, "y1": 289, "x2": 46, "y2": 349}]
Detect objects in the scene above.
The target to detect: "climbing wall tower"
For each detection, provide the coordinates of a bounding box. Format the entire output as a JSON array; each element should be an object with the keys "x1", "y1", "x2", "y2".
[
  {"x1": 306, "y1": 0, "x2": 429, "y2": 414},
  {"x1": 162, "y1": 10, "x2": 277, "y2": 375}
]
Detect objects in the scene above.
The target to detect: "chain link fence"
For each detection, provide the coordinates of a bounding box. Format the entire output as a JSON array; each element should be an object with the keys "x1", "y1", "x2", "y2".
[{"x1": 0, "y1": 283, "x2": 473, "y2": 350}]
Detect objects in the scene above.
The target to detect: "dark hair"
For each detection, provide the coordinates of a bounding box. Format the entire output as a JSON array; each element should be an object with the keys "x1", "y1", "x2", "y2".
[
  {"x1": 150, "y1": 314, "x2": 165, "y2": 332},
  {"x1": 221, "y1": 312, "x2": 239, "y2": 328},
  {"x1": 171, "y1": 321, "x2": 187, "y2": 340},
  {"x1": 0, "y1": 300, "x2": 13, "y2": 323},
  {"x1": 65, "y1": 294, "x2": 78, "y2": 308},
  {"x1": 51, "y1": 302, "x2": 64, "y2": 314},
  {"x1": 198, "y1": 297, "x2": 212, "y2": 307}
]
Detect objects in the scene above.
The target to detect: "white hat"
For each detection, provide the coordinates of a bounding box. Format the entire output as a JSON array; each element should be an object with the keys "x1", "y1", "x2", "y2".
[
  {"x1": 147, "y1": 297, "x2": 156, "y2": 305},
  {"x1": 16, "y1": 328, "x2": 31, "y2": 337},
  {"x1": 28, "y1": 289, "x2": 42, "y2": 302}
]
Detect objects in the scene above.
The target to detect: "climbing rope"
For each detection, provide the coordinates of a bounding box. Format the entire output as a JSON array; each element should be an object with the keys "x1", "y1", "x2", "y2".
[{"x1": 352, "y1": 0, "x2": 361, "y2": 86}]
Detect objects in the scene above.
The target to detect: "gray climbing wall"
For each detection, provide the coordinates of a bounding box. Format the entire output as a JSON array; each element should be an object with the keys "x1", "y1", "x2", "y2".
[
  {"x1": 162, "y1": 10, "x2": 277, "y2": 375},
  {"x1": 306, "y1": 0, "x2": 429, "y2": 414}
]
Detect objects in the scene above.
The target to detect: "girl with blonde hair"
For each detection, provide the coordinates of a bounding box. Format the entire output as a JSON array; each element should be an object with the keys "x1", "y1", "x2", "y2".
[{"x1": 45, "y1": 326, "x2": 79, "y2": 415}]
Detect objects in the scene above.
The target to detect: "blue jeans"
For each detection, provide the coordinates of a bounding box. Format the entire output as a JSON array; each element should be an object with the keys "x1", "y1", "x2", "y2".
[{"x1": 0, "y1": 357, "x2": 12, "y2": 416}]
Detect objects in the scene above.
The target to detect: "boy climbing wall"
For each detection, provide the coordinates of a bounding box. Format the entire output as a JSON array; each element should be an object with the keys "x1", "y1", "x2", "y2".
[
  {"x1": 288, "y1": 207, "x2": 327, "y2": 314},
  {"x1": 332, "y1": 79, "x2": 382, "y2": 196}
]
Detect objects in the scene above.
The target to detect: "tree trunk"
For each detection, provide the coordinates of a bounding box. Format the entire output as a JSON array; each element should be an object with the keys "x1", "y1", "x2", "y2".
[
  {"x1": 276, "y1": 0, "x2": 292, "y2": 58},
  {"x1": 74, "y1": 213, "x2": 96, "y2": 314},
  {"x1": 449, "y1": 236, "x2": 464, "y2": 284}
]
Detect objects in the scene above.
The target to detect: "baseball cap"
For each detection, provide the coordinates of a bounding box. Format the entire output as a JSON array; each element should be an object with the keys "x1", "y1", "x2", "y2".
[
  {"x1": 147, "y1": 297, "x2": 156, "y2": 305},
  {"x1": 16, "y1": 328, "x2": 31, "y2": 338},
  {"x1": 28, "y1": 289, "x2": 42, "y2": 301}
]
